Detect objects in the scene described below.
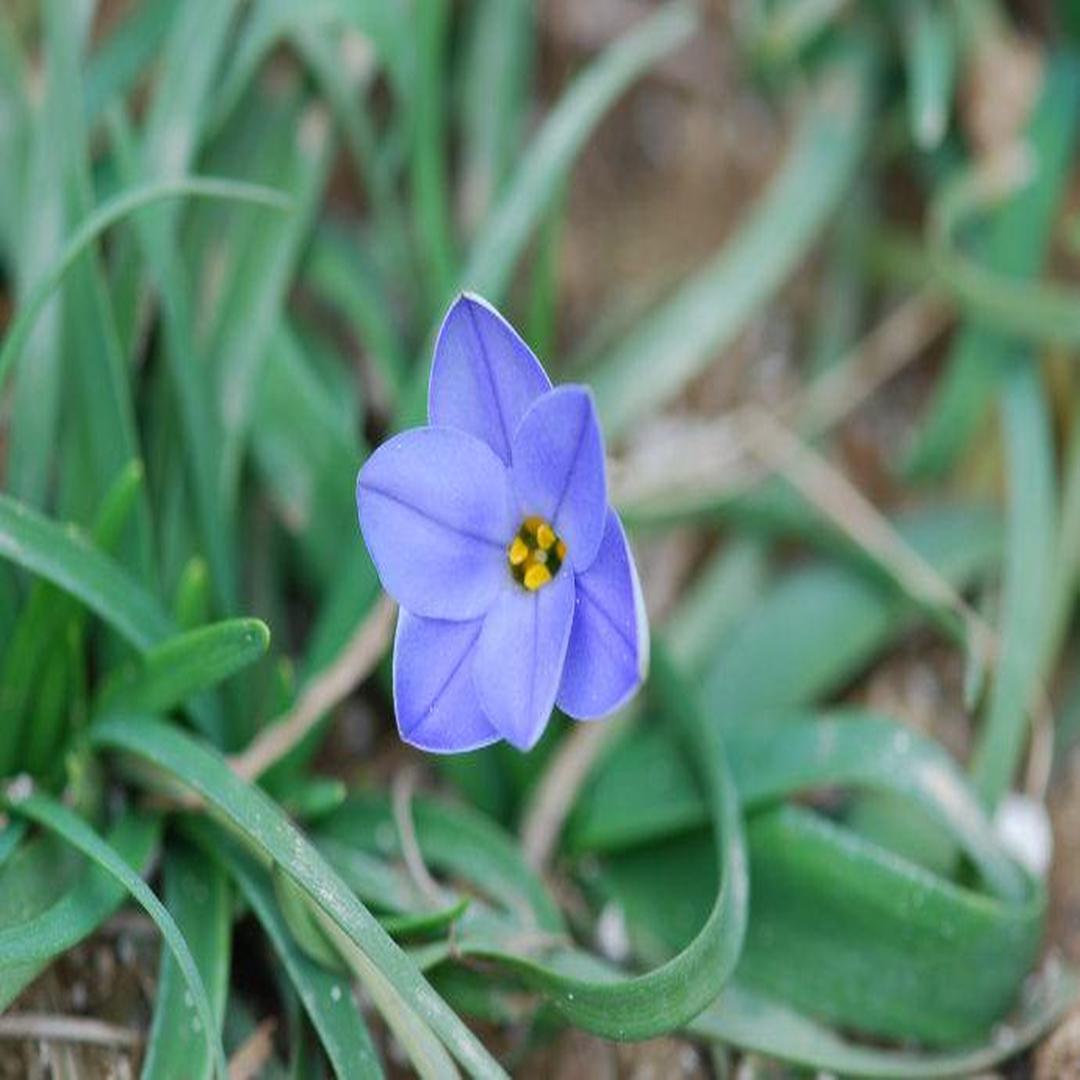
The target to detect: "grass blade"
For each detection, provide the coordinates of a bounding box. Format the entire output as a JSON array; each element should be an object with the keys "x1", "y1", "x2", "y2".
[
  {"x1": 0, "y1": 813, "x2": 158, "y2": 1009},
  {"x1": 189, "y1": 821, "x2": 385, "y2": 1079},
  {"x1": 0, "y1": 492, "x2": 171, "y2": 651},
  {"x1": 0, "y1": 177, "x2": 292, "y2": 396},
  {"x1": 586, "y1": 33, "x2": 878, "y2": 438},
  {"x1": 3, "y1": 791, "x2": 226, "y2": 1077},
  {"x1": 97, "y1": 618, "x2": 271, "y2": 714},
  {"x1": 971, "y1": 366, "x2": 1057, "y2": 805},
  {"x1": 142, "y1": 840, "x2": 232, "y2": 1080},
  {"x1": 91, "y1": 715, "x2": 509, "y2": 1079},
  {"x1": 902, "y1": 0, "x2": 955, "y2": 150},
  {"x1": 460, "y1": 0, "x2": 696, "y2": 302}
]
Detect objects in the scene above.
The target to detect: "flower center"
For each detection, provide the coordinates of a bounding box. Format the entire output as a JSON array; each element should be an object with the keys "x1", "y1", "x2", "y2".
[{"x1": 507, "y1": 515, "x2": 567, "y2": 591}]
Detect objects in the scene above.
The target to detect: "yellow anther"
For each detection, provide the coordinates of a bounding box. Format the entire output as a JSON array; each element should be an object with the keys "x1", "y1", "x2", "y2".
[
  {"x1": 524, "y1": 564, "x2": 553, "y2": 591},
  {"x1": 508, "y1": 515, "x2": 567, "y2": 591},
  {"x1": 508, "y1": 537, "x2": 529, "y2": 566}
]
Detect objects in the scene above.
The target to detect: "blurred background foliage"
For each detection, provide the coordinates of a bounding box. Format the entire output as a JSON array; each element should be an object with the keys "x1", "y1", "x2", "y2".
[{"x1": 1, "y1": 0, "x2": 1080, "y2": 1075}]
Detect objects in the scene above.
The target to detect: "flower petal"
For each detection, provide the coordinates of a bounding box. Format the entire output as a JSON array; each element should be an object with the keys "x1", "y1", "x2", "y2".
[
  {"x1": 557, "y1": 510, "x2": 649, "y2": 719},
  {"x1": 393, "y1": 610, "x2": 500, "y2": 753},
  {"x1": 428, "y1": 293, "x2": 552, "y2": 464},
  {"x1": 510, "y1": 385, "x2": 606, "y2": 570},
  {"x1": 473, "y1": 572, "x2": 575, "y2": 751},
  {"x1": 357, "y1": 427, "x2": 515, "y2": 620}
]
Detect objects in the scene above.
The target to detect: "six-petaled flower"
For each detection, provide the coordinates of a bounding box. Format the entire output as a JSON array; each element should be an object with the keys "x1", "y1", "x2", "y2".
[{"x1": 356, "y1": 294, "x2": 649, "y2": 753}]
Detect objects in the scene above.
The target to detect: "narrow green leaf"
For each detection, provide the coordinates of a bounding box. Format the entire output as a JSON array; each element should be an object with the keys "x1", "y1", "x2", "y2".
[
  {"x1": 143, "y1": 840, "x2": 232, "y2": 1080},
  {"x1": 4, "y1": 792, "x2": 225, "y2": 1077},
  {"x1": 83, "y1": 0, "x2": 178, "y2": 125},
  {"x1": 569, "y1": 709, "x2": 1026, "y2": 903},
  {"x1": 461, "y1": 0, "x2": 695, "y2": 301},
  {"x1": 97, "y1": 618, "x2": 270, "y2": 714},
  {"x1": 0, "y1": 177, "x2": 292, "y2": 396},
  {"x1": 456, "y1": 0, "x2": 534, "y2": 233},
  {"x1": 587, "y1": 33, "x2": 878, "y2": 438},
  {"x1": 398, "y1": 0, "x2": 699, "y2": 429},
  {"x1": 903, "y1": 51, "x2": 1080, "y2": 477},
  {"x1": 273, "y1": 865, "x2": 349, "y2": 974},
  {"x1": 0, "y1": 492, "x2": 220, "y2": 739},
  {"x1": 375, "y1": 651, "x2": 749, "y2": 1042},
  {"x1": 205, "y1": 95, "x2": 334, "y2": 517},
  {"x1": 0, "y1": 821, "x2": 26, "y2": 873},
  {"x1": 189, "y1": 822, "x2": 384, "y2": 1079},
  {"x1": 43, "y1": 0, "x2": 151, "y2": 567},
  {"x1": 174, "y1": 557, "x2": 211, "y2": 631},
  {"x1": 738, "y1": 806, "x2": 1042, "y2": 1044},
  {"x1": 689, "y1": 973, "x2": 1075, "y2": 1077},
  {"x1": 972, "y1": 366, "x2": 1057, "y2": 805},
  {"x1": 0, "y1": 812, "x2": 159, "y2": 1009},
  {"x1": 251, "y1": 325, "x2": 366, "y2": 588},
  {"x1": 0, "y1": 492, "x2": 172, "y2": 651},
  {"x1": 700, "y1": 506, "x2": 999, "y2": 721},
  {"x1": 411, "y1": 0, "x2": 457, "y2": 305},
  {"x1": 902, "y1": 1, "x2": 955, "y2": 150},
  {"x1": 91, "y1": 715, "x2": 509, "y2": 1079},
  {"x1": 0, "y1": 460, "x2": 144, "y2": 775}
]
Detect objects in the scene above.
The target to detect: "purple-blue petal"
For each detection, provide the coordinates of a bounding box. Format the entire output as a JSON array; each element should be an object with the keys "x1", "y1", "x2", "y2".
[
  {"x1": 510, "y1": 385, "x2": 607, "y2": 571},
  {"x1": 393, "y1": 610, "x2": 501, "y2": 753},
  {"x1": 472, "y1": 572, "x2": 575, "y2": 751},
  {"x1": 557, "y1": 510, "x2": 649, "y2": 720},
  {"x1": 428, "y1": 293, "x2": 552, "y2": 465},
  {"x1": 357, "y1": 427, "x2": 515, "y2": 621}
]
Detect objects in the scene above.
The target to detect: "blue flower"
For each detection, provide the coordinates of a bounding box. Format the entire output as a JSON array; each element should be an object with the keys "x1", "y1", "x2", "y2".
[{"x1": 356, "y1": 295, "x2": 649, "y2": 753}]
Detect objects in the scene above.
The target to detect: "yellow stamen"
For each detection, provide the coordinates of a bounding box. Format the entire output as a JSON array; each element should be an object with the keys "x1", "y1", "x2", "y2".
[
  {"x1": 524, "y1": 564, "x2": 553, "y2": 591},
  {"x1": 508, "y1": 537, "x2": 529, "y2": 566},
  {"x1": 507, "y1": 515, "x2": 567, "y2": 591}
]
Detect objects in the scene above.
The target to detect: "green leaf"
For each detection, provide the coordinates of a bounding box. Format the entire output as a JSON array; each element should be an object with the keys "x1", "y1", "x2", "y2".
[
  {"x1": 689, "y1": 975, "x2": 1076, "y2": 1077},
  {"x1": 411, "y1": 0, "x2": 457, "y2": 306},
  {"x1": 0, "y1": 492, "x2": 171, "y2": 650},
  {"x1": 0, "y1": 821, "x2": 26, "y2": 873},
  {"x1": 0, "y1": 812, "x2": 158, "y2": 1009},
  {"x1": 316, "y1": 794, "x2": 565, "y2": 934},
  {"x1": 971, "y1": 366, "x2": 1057, "y2": 805},
  {"x1": 90, "y1": 715, "x2": 509, "y2": 1079},
  {"x1": 251, "y1": 325, "x2": 366, "y2": 589},
  {"x1": 460, "y1": 1, "x2": 697, "y2": 305},
  {"x1": 587, "y1": 32, "x2": 878, "y2": 438},
  {"x1": 604, "y1": 803, "x2": 1042, "y2": 1045},
  {"x1": 189, "y1": 821, "x2": 384, "y2": 1079},
  {"x1": 699, "y1": 505, "x2": 999, "y2": 720},
  {"x1": 738, "y1": 806, "x2": 1042, "y2": 1044},
  {"x1": 456, "y1": 0, "x2": 534, "y2": 233},
  {"x1": 97, "y1": 617, "x2": 270, "y2": 714},
  {"x1": 3, "y1": 791, "x2": 226, "y2": 1076},
  {"x1": 903, "y1": 50, "x2": 1080, "y2": 477},
  {"x1": 301, "y1": 228, "x2": 409, "y2": 403},
  {"x1": 142, "y1": 840, "x2": 232, "y2": 1080},
  {"x1": 396, "y1": 0, "x2": 699, "y2": 430},
  {"x1": 203, "y1": 92, "x2": 334, "y2": 520},
  {"x1": 0, "y1": 176, "x2": 292, "y2": 397},
  {"x1": 0, "y1": 492, "x2": 223, "y2": 740},
  {"x1": 569, "y1": 709, "x2": 1025, "y2": 902},
  {"x1": 273, "y1": 864, "x2": 349, "y2": 974},
  {"x1": 327, "y1": 651, "x2": 751, "y2": 1042},
  {"x1": 902, "y1": 0, "x2": 955, "y2": 150},
  {"x1": 0, "y1": 459, "x2": 144, "y2": 776},
  {"x1": 83, "y1": 0, "x2": 178, "y2": 125},
  {"x1": 41, "y1": 0, "x2": 151, "y2": 566}
]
